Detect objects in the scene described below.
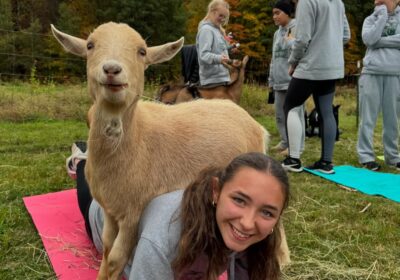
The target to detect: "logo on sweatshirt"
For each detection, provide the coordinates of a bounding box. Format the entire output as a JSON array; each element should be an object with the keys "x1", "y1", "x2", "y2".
[{"x1": 382, "y1": 18, "x2": 399, "y2": 37}]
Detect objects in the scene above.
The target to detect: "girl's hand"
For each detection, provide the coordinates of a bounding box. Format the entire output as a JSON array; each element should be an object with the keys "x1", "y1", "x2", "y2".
[
  {"x1": 373, "y1": 2, "x2": 387, "y2": 14},
  {"x1": 221, "y1": 54, "x2": 230, "y2": 64},
  {"x1": 286, "y1": 28, "x2": 294, "y2": 41},
  {"x1": 288, "y1": 64, "x2": 296, "y2": 76}
]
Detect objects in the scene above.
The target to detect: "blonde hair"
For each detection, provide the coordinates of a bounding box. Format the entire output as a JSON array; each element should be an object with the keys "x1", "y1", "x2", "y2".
[{"x1": 204, "y1": 0, "x2": 230, "y2": 27}]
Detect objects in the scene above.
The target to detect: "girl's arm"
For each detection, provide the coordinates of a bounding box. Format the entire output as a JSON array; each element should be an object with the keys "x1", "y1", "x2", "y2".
[
  {"x1": 128, "y1": 238, "x2": 174, "y2": 280},
  {"x1": 362, "y1": 5, "x2": 389, "y2": 47},
  {"x1": 198, "y1": 29, "x2": 222, "y2": 65},
  {"x1": 268, "y1": 31, "x2": 277, "y2": 88},
  {"x1": 288, "y1": 0, "x2": 315, "y2": 66},
  {"x1": 371, "y1": 34, "x2": 400, "y2": 48},
  {"x1": 343, "y1": 10, "x2": 351, "y2": 44}
]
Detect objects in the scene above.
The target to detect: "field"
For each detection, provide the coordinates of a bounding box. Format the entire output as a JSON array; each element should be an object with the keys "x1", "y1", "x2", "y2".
[{"x1": 0, "y1": 82, "x2": 399, "y2": 279}]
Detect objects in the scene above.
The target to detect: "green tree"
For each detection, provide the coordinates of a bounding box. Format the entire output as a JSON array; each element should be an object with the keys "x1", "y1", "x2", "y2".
[
  {"x1": 94, "y1": 0, "x2": 186, "y2": 45},
  {"x1": 0, "y1": 0, "x2": 15, "y2": 79},
  {"x1": 43, "y1": 1, "x2": 86, "y2": 82}
]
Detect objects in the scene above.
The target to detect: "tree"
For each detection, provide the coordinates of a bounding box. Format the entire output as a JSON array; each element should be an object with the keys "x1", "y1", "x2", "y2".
[
  {"x1": 0, "y1": 0, "x2": 15, "y2": 78},
  {"x1": 43, "y1": 1, "x2": 86, "y2": 81},
  {"x1": 94, "y1": 0, "x2": 186, "y2": 45}
]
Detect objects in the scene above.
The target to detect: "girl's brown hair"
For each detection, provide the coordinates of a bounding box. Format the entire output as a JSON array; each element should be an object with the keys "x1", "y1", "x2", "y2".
[{"x1": 173, "y1": 152, "x2": 290, "y2": 280}]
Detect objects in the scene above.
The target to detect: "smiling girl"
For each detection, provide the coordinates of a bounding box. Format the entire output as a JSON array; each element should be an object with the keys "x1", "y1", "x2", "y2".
[{"x1": 68, "y1": 146, "x2": 290, "y2": 279}]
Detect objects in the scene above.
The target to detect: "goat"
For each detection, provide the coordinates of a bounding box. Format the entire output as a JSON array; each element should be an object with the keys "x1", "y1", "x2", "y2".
[
  {"x1": 157, "y1": 56, "x2": 249, "y2": 104},
  {"x1": 51, "y1": 22, "x2": 289, "y2": 280}
]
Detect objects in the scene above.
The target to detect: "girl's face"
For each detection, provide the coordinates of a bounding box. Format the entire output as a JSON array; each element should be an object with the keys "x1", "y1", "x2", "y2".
[
  {"x1": 272, "y1": 8, "x2": 290, "y2": 27},
  {"x1": 213, "y1": 167, "x2": 285, "y2": 252},
  {"x1": 210, "y1": 5, "x2": 229, "y2": 26},
  {"x1": 375, "y1": 0, "x2": 398, "y2": 11}
]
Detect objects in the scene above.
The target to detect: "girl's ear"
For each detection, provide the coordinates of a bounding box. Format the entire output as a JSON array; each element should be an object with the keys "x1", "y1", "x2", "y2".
[{"x1": 212, "y1": 176, "x2": 220, "y2": 203}]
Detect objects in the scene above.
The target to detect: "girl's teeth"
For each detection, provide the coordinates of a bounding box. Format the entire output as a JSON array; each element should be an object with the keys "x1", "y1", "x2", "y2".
[{"x1": 232, "y1": 226, "x2": 250, "y2": 238}]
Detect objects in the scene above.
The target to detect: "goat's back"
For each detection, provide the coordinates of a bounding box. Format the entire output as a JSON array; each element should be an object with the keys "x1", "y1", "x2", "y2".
[{"x1": 131, "y1": 99, "x2": 266, "y2": 186}]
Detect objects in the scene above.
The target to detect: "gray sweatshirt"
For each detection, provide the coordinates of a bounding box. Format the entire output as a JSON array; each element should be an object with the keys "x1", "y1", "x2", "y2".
[
  {"x1": 196, "y1": 20, "x2": 230, "y2": 86},
  {"x1": 361, "y1": 5, "x2": 400, "y2": 75},
  {"x1": 268, "y1": 19, "x2": 296, "y2": 91},
  {"x1": 89, "y1": 190, "x2": 250, "y2": 279},
  {"x1": 288, "y1": 0, "x2": 350, "y2": 80}
]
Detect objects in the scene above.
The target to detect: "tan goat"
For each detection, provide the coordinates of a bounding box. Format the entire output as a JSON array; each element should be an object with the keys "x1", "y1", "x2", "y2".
[{"x1": 51, "y1": 22, "x2": 290, "y2": 280}]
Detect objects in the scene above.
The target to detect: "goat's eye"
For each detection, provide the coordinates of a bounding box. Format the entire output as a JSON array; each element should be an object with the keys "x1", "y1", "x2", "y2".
[
  {"x1": 87, "y1": 42, "x2": 94, "y2": 50},
  {"x1": 139, "y1": 48, "x2": 146, "y2": 56}
]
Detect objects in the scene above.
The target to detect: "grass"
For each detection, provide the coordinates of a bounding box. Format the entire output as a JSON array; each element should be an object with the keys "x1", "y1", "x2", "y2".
[{"x1": 1, "y1": 82, "x2": 399, "y2": 279}]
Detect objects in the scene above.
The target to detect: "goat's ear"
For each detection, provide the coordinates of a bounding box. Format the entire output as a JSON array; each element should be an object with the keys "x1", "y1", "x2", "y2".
[
  {"x1": 242, "y1": 55, "x2": 249, "y2": 67},
  {"x1": 51, "y1": 24, "x2": 87, "y2": 58},
  {"x1": 145, "y1": 37, "x2": 184, "y2": 65}
]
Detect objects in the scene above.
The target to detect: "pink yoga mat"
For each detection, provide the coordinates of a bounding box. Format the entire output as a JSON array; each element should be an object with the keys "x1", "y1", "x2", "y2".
[
  {"x1": 24, "y1": 189, "x2": 228, "y2": 280},
  {"x1": 24, "y1": 189, "x2": 101, "y2": 279}
]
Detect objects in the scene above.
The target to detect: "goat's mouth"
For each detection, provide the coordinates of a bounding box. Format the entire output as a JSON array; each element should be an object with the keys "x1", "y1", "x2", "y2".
[{"x1": 101, "y1": 83, "x2": 128, "y2": 92}]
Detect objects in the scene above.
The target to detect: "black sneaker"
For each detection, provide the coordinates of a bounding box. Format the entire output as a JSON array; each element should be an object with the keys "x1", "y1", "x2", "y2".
[
  {"x1": 362, "y1": 161, "x2": 380, "y2": 171},
  {"x1": 282, "y1": 157, "x2": 303, "y2": 173},
  {"x1": 307, "y1": 160, "x2": 335, "y2": 174}
]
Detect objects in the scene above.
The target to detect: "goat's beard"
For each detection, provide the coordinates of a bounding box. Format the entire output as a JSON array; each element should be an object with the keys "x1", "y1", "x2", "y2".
[{"x1": 102, "y1": 117, "x2": 124, "y2": 154}]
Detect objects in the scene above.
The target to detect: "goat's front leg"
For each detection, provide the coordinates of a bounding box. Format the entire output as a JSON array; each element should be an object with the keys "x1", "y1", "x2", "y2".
[
  {"x1": 107, "y1": 218, "x2": 138, "y2": 280},
  {"x1": 97, "y1": 212, "x2": 119, "y2": 280},
  {"x1": 277, "y1": 221, "x2": 291, "y2": 267}
]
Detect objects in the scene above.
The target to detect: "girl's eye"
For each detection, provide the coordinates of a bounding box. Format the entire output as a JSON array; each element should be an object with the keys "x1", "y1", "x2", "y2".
[
  {"x1": 233, "y1": 197, "x2": 245, "y2": 205},
  {"x1": 261, "y1": 209, "x2": 273, "y2": 218}
]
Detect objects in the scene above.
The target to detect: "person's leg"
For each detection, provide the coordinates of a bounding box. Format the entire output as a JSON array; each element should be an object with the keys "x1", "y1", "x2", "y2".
[
  {"x1": 76, "y1": 160, "x2": 94, "y2": 241},
  {"x1": 287, "y1": 106, "x2": 304, "y2": 158},
  {"x1": 66, "y1": 141, "x2": 93, "y2": 240},
  {"x1": 381, "y1": 75, "x2": 400, "y2": 166},
  {"x1": 357, "y1": 74, "x2": 382, "y2": 167},
  {"x1": 312, "y1": 83, "x2": 336, "y2": 163},
  {"x1": 274, "y1": 90, "x2": 288, "y2": 150},
  {"x1": 283, "y1": 78, "x2": 312, "y2": 172},
  {"x1": 299, "y1": 104, "x2": 306, "y2": 154},
  {"x1": 302, "y1": 80, "x2": 337, "y2": 174}
]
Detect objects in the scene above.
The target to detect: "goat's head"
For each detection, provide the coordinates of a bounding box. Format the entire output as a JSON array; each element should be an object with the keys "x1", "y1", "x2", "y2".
[{"x1": 51, "y1": 22, "x2": 184, "y2": 110}]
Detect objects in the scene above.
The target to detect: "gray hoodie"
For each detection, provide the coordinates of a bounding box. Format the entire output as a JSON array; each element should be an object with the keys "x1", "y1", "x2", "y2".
[
  {"x1": 269, "y1": 19, "x2": 296, "y2": 91},
  {"x1": 288, "y1": 0, "x2": 350, "y2": 80},
  {"x1": 89, "y1": 190, "x2": 250, "y2": 279},
  {"x1": 196, "y1": 20, "x2": 230, "y2": 86},
  {"x1": 362, "y1": 5, "x2": 400, "y2": 75}
]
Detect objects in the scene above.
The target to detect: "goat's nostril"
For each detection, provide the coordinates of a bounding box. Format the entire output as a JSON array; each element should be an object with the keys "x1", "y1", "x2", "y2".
[{"x1": 103, "y1": 63, "x2": 122, "y2": 75}]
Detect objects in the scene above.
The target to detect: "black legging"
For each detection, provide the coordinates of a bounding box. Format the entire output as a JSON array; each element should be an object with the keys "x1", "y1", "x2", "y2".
[
  {"x1": 284, "y1": 78, "x2": 337, "y2": 162},
  {"x1": 76, "y1": 160, "x2": 93, "y2": 241}
]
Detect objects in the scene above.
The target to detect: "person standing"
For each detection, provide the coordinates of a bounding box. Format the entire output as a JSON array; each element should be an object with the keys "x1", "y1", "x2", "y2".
[
  {"x1": 281, "y1": 0, "x2": 350, "y2": 174},
  {"x1": 196, "y1": 0, "x2": 231, "y2": 87},
  {"x1": 357, "y1": 0, "x2": 400, "y2": 171},
  {"x1": 269, "y1": 0, "x2": 305, "y2": 157}
]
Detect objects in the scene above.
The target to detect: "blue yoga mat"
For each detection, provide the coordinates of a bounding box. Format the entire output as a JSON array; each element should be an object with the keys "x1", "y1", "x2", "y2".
[{"x1": 305, "y1": 165, "x2": 400, "y2": 203}]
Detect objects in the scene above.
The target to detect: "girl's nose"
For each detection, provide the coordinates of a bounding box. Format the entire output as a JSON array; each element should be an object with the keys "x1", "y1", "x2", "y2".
[{"x1": 239, "y1": 210, "x2": 256, "y2": 231}]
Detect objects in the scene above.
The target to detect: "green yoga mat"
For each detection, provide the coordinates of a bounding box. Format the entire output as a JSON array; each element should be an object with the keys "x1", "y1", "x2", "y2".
[{"x1": 305, "y1": 165, "x2": 400, "y2": 203}]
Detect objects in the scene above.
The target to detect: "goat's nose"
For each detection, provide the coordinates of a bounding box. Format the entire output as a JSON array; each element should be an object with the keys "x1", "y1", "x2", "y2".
[{"x1": 103, "y1": 61, "x2": 122, "y2": 76}]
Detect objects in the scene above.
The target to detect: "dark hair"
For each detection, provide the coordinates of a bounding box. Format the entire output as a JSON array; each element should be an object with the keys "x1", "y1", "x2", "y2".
[
  {"x1": 172, "y1": 152, "x2": 290, "y2": 280},
  {"x1": 274, "y1": 0, "x2": 296, "y2": 17}
]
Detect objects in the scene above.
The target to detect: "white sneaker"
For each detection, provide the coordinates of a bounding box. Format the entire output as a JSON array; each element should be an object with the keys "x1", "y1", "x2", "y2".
[{"x1": 66, "y1": 141, "x2": 87, "y2": 180}]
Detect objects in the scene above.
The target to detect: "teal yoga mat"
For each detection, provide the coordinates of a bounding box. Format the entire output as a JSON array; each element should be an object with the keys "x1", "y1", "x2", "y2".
[{"x1": 304, "y1": 165, "x2": 400, "y2": 203}]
